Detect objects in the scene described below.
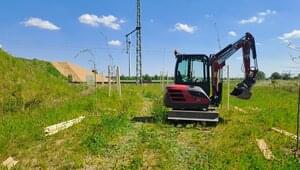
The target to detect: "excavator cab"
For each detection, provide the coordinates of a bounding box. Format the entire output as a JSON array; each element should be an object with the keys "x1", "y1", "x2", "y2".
[
  {"x1": 175, "y1": 54, "x2": 210, "y2": 95},
  {"x1": 164, "y1": 53, "x2": 218, "y2": 121}
]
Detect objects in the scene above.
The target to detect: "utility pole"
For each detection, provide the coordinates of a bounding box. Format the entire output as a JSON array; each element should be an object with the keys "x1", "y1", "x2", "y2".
[
  {"x1": 91, "y1": 62, "x2": 97, "y2": 88},
  {"x1": 126, "y1": 30, "x2": 137, "y2": 77},
  {"x1": 214, "y1": 22, "x2": 222, "y2": 50},
  {"x1": 136, "y1": 0, "x2": 142, "y2": 84},
  {"x1": 296, "y1": 80, "x2": 300, "y2": 156},
  {"x1": 125, "y1": 0, "x2": 142, "y2": 84},
  {"x1": 126, "y1": 35, "x2": 131, "y2": 77}
]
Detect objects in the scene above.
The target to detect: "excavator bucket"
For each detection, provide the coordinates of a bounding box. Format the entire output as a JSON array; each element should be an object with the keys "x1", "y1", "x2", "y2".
[{"x1": 230, "y1": 78, "x2": 255, "y2": 99}]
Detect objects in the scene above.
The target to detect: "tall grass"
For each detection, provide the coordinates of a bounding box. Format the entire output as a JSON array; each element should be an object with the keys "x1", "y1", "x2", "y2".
[{"x1": 84, "y1": 113, "x2": 131, "y2": 154}]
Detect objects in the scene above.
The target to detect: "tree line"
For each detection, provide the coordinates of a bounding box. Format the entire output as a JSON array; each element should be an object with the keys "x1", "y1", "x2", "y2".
[
  {"x1": 120, "y1": 71, "x2": 299, "y2": 81},
  {"x1": 120, "y1": 74, "x2": 174, "y2": 81},
  {"x1": 257, "y1": 71, "x2": 299, "y2": 80}
]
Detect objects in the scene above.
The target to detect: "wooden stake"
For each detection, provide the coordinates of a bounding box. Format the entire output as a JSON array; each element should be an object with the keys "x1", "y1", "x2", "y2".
[
  {"x1": 45, "y1": 116, "x2": 85, "y2": 136},
  {"x1": 256, "y1": 139, "x2": 274, "y2": 160},
  {"x1": 2, "y1": 157, "x2": 18, "y2": 169},
  {"x1": 166, "y1": 71, "x2": 169, "y2": 85},
  {"x1": 108, "y1": 65, "x2": 111, "y2": 97},
  {"x1": 227, "y1": 65, "x2": 230, "y2": 111},
  {"x1": 160, "y1": 71, "x2": 163, "y2": 91},
  {"x1": 272, "y1": 127, "x2": 300, "y2": 140},
  {"x1": 116, "y1": 66, "x2": 122, "y2": 96}
]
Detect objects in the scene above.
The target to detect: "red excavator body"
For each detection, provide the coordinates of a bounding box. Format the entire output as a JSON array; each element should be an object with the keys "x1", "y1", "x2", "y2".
[
  {"x1": 164, "y1": 84, "x2": 210, "y2": 110},
  {"x1": 164, "y1": 32, "x2": 258, "y2": 122}
]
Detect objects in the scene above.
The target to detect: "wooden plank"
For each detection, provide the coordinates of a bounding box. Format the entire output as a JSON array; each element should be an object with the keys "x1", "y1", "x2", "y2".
[
  {"x1": 2, "y1": 157, "x2": 18, "y2": 169},
  {"x1": 45, "y1": 116, "x2": 85, "y2": 136},
  {"x1": 234, "y1": 106, "x2": 246, "y2": 113},
  {"x1": 256, "y1": 139, "x2": 274, "y2": 160},
  {"x1": 271, "y1": 127, "x2": 300, "y2": 140}
]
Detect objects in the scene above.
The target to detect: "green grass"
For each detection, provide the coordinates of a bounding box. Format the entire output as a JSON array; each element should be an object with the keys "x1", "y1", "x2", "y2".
[
  {"x1": 84, "y1": 114, "x2": 131, "y2": 154},
  {"x1": 1, "y1": 50, "x2": 300, "y2": 169},
  {"x1": 0, "y1": 49, "x2": 81, "y2": 114}
]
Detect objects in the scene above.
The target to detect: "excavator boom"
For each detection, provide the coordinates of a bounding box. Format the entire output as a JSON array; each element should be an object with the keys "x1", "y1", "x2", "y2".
[{"x1": 210, "y1": 32, "x2": 258, "y2": 105}]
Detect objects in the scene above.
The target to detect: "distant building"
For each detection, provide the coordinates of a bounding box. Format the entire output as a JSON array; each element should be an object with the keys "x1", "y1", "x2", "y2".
[{"x1": 52, "y1": 61, "x2": 108, "y2": 83}]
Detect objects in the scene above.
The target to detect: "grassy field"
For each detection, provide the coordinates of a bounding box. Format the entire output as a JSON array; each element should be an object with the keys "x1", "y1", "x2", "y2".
[{"x1": 1, "y1": 50, "x2": 300, "y2": 169}]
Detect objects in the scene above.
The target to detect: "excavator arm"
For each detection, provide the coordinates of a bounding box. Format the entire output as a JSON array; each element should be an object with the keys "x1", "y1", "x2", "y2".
[{"x1": 210, "y1": 32, "x2": 258, "y2": 105}]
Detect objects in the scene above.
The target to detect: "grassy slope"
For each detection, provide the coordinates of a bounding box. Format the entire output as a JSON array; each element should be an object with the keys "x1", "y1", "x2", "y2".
[
  {"x1": 0, "y1": 49, "x2": 79, "y2": 113},
  {"x1": 0, "y1": 50, "x2": 84, "y2": 156}
]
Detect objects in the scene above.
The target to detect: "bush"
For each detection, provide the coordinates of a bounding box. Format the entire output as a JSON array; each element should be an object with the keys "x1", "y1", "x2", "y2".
[
  {"x1": 256, "y1": 71, "x2": 266, "y2": 80},
  {"x1": 270, "y1": 72, "x2": 281, "y2": 80},
  {"x1": 151, "y1": 99, "x2": 168, "y2": 122},
  {"x1": 281, "y1": 73, "x2": 291, "y2": 80}
]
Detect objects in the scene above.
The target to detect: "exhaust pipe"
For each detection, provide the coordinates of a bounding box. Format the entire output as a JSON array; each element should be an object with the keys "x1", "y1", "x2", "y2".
[{"x1": 230, "y1": 77, "x2": 256, "y2": 100}]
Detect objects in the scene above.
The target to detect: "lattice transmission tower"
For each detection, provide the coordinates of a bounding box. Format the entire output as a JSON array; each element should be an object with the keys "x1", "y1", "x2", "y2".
[{"x1": 136, "y1": 0, "x2": 142, "y2": 84}]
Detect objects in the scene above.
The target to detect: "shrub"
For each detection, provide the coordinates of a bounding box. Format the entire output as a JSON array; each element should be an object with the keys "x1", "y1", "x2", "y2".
[{"x1": 151, "y1": 99, "x2": 167, "y2": 122}]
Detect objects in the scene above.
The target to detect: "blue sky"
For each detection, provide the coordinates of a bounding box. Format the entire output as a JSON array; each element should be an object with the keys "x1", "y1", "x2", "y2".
[{"x1": 1, "y1": 0, "x2": 300, "y2": 77}]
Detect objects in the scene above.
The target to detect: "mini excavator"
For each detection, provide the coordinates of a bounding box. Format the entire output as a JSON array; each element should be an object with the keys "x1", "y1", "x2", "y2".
[{"x1": 164, "y1": 32, "x2": 258, "y2": 122}]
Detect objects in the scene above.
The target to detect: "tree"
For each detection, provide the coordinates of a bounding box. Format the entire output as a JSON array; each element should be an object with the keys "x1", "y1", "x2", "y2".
[
  {"x1": 153, "y1": 74, "x2": 159, "y2": 80},
  {"x1": 295, "y1": 73, "x2": 300, "y2": 80},
  {"x1": 143, "y1": 74, "x2": 151, "y2": 81},
  {"x1": 256, "y1": 71, "x2": 266, "y2": 80},
  {"x1": 120, "y1": 75, "x2": 126, "y2": 80},
  {"x1": 281, "y1": 73, "x2": 291, "y2": 80},
  {"x1": 270, "y1": 72, "x2": 281, "y2": 80}
]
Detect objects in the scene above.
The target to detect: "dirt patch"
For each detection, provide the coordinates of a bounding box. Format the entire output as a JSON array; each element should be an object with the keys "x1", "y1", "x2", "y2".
[
  {"x1": 142, "y1": 149, "x2": 158, "y2": 169},
  {"x1": 52, "y1": 62, "x2": 108, "y2": 83}
]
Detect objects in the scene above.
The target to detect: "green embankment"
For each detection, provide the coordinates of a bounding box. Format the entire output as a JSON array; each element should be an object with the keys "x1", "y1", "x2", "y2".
[
  {"x1": 0, "y1": 50, "x2": 82, "y2": 154},
  {"x1": 0, "y1": 49, "x2": 78, "y2": 114}
]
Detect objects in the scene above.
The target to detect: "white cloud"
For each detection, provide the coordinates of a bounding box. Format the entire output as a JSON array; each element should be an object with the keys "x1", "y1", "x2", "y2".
[
  {"x1": 239, "y1": 16, "x2": 264, "y2": 24},
  {"x1": 108, "y1": 40, "x2": 122, "y2": 46},
  {"x1": 78, "y1": 14, "x2": 124, "y2": 30},
  {"x1": 239, "y1": 9, "x2": 276, "y2": 24},
  {"x1": 119, "y1": 19, "x2": 126, "y2": 23},
  {"x1": 256, "y1": 42, "x2": 262, "y2": 46},
  {"x1": 22, "y1": 17, "x2": 60, "y2": 30},
  {"x1": 150, "y1": 19, "x2": 154, "y2": 23},
  {"x1": 204, "y1": 14, "x2": 213, "y2": 19},
  {"x1": 258, "y1": 9, "x2": 276, "y2": 16},
  {"x1": 228, "y1": 31, "x2": 237, "y2": 37},
  {"x1": 78, "y1": 14, "x2": 99, "y2": 26},
  {"x1": 287, "y1": 43, "x2": 300, "y2": 51},
  {"x1": 0, "y1": 44, "x2": 2, "y2": 49},
  {"x1": 278, "y1": 29, "x2": 300, "y2": 42},
  {"x1": 173, "y1": 23, "x2": 197, "y2": 33}
]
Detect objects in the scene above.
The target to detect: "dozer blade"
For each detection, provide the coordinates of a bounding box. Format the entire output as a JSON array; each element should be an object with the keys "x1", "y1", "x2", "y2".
[
  {"x1": 167, "y1": 110, "x2": 219, "y2": 122},
  {"x1": 230, "y1": 78, "x2": 255, "y2": 99}
]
